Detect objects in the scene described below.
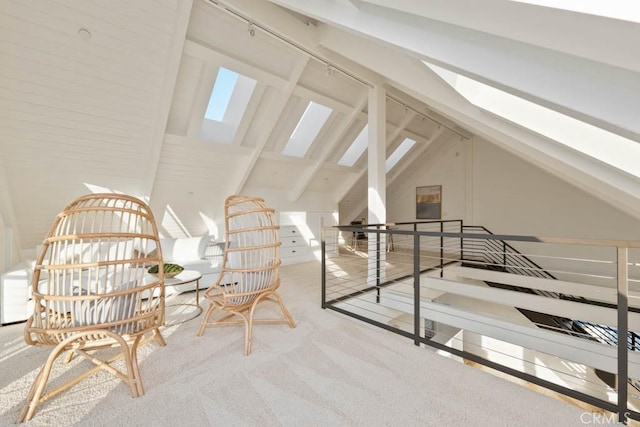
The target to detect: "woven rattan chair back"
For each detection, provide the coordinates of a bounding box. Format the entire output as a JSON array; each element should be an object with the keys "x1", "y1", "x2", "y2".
[
  {"x1": 197, "y1": 195, "x2": 295, "y2": 355},
  {"x1": 19, "y1": 193, "x2": 166, "y2": 423}
]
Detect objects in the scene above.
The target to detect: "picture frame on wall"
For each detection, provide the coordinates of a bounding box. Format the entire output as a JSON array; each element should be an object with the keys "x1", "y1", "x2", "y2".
[{"x1": 416, "y1": 185, "x2": 442, "y2": 219}]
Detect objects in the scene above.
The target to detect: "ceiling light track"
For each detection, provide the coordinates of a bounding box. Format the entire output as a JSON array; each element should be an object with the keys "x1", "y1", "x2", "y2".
[
  {"x1": 205, "y1": 0, "x2": 371, "y2": 87},
  {"x1": 387, "y1": 94, "x2": 469, "y2": 140},
  {"x1": 204, "y1": 0, "x2": 470, "y2": 141}
]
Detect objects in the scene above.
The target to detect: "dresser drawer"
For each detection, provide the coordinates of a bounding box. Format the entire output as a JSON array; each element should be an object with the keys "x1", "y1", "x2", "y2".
[
  {"x1": 280, "y1": 246, "x2": 309, "y2": 260},
  {"x1": 281, "y1": 236, "x2": 305, "y2": 248},
  {"x1": 280, "y1": 225, "x2": 302, "y2": 237}
]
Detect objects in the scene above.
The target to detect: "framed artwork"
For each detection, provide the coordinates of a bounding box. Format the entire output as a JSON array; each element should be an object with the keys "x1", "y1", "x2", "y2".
[{"x1": 416, "y1": 185, "x2": 442, "y2": 219}]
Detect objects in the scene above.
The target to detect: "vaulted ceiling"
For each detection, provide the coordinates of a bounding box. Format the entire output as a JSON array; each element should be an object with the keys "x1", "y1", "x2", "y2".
[{"x1": 1, "y1": 0, "x2": 639, "y2": 255}]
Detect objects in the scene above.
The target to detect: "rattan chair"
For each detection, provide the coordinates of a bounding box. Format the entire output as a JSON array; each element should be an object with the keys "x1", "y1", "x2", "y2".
[
  {"x1": 197, "y1": 195, "x2": 295, "y2": 355},
  {"x1": 18, "y1": 194, "x2": 166, "y2": 423}
]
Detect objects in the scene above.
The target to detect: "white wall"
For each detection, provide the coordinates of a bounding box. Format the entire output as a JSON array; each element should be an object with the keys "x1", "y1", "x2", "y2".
[
  {"x1": 388, "y1": 136, "x2": 640, "y2": 240},
  {"x1": 472, "y1": 138, "x2": 640, "y2": 241},
  {"x1": 387, "y1": 139, "x2": 467, "y2": 223}
]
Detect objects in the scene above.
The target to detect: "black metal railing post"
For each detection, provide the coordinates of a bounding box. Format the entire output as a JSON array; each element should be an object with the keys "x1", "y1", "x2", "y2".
[
  {"x1": 503, "y1": 241, "x2": 507, "y2": 270},
  {"x1": 376, "y1": 225, "x2": 381, "y2": 304},
  {"x1": 414, "y1": 232, "x2": 421, "y2": 346},
  {"x1": 321, "y1": 238, "x2": 326, "y2": 309},
  {"x1": 440, "y1": 221, "x2": 444, "y2": 278},
  {"x1": 460, "y1": 220, "x2": 464, "y2": 263},
  {"x1": 617, "y1": 247, "x2": 629, "y2": 424}
]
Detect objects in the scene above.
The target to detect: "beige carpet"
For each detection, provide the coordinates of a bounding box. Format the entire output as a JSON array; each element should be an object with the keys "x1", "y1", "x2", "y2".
[{"x1": 0, "y1": 261, "x2": 591, "y2": 426}]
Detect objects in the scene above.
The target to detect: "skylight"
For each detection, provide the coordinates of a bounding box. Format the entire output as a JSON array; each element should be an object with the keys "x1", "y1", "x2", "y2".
[
  {"x1": 386, "y1": 138, "x2": 416, "y2": 173},
  {"x1": 510, "y1": 0, "x2": 640, "y2": 23},
  {"x1": 205, "y1": 67, "x2": 239, "y2": 122},
  {"x1": 422, "y1": 60, "x2": 640, "y2": 178},
  {"x1": 200, "y1": 67, "x2": 257, "y2": 144},
  {"x1": 338, "y1": 125, "x2": 368, "y2": 167},
  {"x1": 282, "y1": 101, "x2": 332, "y2": 158}
]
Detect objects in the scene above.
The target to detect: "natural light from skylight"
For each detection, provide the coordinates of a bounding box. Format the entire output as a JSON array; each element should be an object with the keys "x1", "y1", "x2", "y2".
[
  {"x1": 282, "y1": 101, "x2": 333, "y2": 158},
  {"x1": 200, "y1": 66, "x2": 257, "y2": 144},
  {"x1": 338, "y1": 125, "x2": 368, "y2": 167},
  {"x1": 510, "y1": 0, "x2": 640, "y2": 23},
  {"x1": 205, "y1": 67, "x2": 239, "y2": 122},
  {"x1": 386, "y1": 138, "x2": 416, "y2": 173},
  {"x1": 422, "y1": 60, "x2": 640, "y2": 178}
]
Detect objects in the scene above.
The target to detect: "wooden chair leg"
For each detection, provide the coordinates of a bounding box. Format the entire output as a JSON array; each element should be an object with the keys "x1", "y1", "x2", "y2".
[
  {"x1": 129, "y1": 335, "x2": 144, "y2": 397},
  {"x1": 272, "y1": 292, "x2": 296, "y2": 328},
  {"x1": 18, "y1": 341, "x2": 68, "y2": 423},
  {"x1": 197, "y1": 302, "x2": 218, "y2": 337},
  {"x1": 62, "y1": 351, "x2": 74, "y2": 364},
  {"x1": 153, "y1": 327, "x2": 167, "y2": 347},
  {"x1": 244, "y1": 315, "x2": 252, "y2": 356}
]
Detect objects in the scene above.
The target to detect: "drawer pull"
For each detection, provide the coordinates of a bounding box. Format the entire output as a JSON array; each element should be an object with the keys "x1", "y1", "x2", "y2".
[{"x1": 291, "y1": 240, "x2": 296, "y2": 244}]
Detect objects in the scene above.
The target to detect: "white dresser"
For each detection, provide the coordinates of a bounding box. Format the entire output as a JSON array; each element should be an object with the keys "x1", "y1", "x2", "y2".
[
  {"x1": 279, "y1": 224, "x2": 311, "y2": 265},
  {"x1": 0, "y1": 263, "x2": 32, "y2": 325},
  {"x1": 278, "y1": 210, "x2": 337, "y2": 265}
]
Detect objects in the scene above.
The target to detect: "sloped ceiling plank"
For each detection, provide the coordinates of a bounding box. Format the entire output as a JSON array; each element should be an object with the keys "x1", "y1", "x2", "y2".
[
  {"x1": 293, "y1": 85, "x2": 355, "y2": 114},
  {"x1": 139, "y1": 0, "x2": 193, "y2": 199},
  {"x1": 363, "y1": 0, "x2": 640, "y2": 73},
  {"x1": 166, "y1": 53, "x2": 205, "y2": 136},
  {"x1": 191, "y1": 1, "x2": 299, "y2": 80},
  {"x1": 0, "y1": 0, "x2": 189, "y2": 250},
  {"x1": 307, "y1": 166, "x2": 358, "y2": 193},
  {"x1": 0, "y1": 64, "x2": 153, "y2": 122},
  {"x1": 2, "y1": 4, "x2": 168, "y2": 93},
  {"x1": 183, "y1": 40, "x2": 289, "y2": 88},
  {"x1": 0, "y1": 59, "x2": 155, "y2": 116},
  {"x1": 245, "y1": 158, "x2": 309, "y2": 190},
  {"x1": 232, "y1": 83, "x2": 267, "y2": 146},
  {"x1": 204, "y1": 0, "x2": 322, "y2": 58},
  {"x1": 290, "y1": 93, "x2": 368, "y2": 201},
  {"x1": 186, "y1": 61, "x2": 219, "y2": 139},
  {"x1": 272, "y1": 0, "x2": 640, "y2": 141}
]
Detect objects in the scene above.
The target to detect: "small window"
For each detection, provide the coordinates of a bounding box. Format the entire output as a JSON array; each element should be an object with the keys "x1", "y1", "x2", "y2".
[
  {"x1": 386, "y1": 138, "x2": 416, "y2": 172},
  {"x1": 200, "y1": 67, "x2": 257, "y2": 144},
  {"x1": 338, "y1": 125, "x2": 368, "y2": 167},
  {"x1": 423, "y1": 60, "x2": 640, "y2": 177},
  {"x1": 205, "y1": 67, "x2": 239, "y2": 122},
  {"x1": 282, "y1": 101, "x2": 333, "y2": 158}
]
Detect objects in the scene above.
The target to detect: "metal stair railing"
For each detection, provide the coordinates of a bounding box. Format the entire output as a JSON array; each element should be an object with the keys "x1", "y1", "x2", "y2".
[{"x1": 462, "y1": 225, "x2": 640, "y2": 352}]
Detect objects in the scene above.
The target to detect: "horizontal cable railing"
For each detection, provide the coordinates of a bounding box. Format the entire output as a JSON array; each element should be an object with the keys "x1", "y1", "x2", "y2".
[
  {"x1": 322, "y1": 221, "x2": 640, "y2": 423},
  {"x1": 462, "y1": 225, "x2": 640, "y2": 351}
]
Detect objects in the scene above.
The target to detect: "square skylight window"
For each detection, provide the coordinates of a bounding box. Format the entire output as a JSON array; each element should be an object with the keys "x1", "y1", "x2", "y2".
[
  {"x1": 205, "y1": 67, "x2": 239, "y2": 122},
  {"x1": 338, "y1": 125, "x2": 368, "y2": 167},
  {"x1": 422, "y1": 60, "x2": 640, "y2": 178},
  {"x1": 200, "y1": 67, "x2": 257, "y2": 144},
  {"x1": 386, "y1": 137, "x2": 416, "y2": 172},
  {"x1": 282, "y1": 101, "x2": 333, "y2": 158}
]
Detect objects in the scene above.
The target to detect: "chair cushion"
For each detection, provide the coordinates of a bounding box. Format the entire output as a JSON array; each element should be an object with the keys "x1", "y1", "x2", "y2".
[{"x1": 71, "y1": 280, "x2": 138, "y2": 333}]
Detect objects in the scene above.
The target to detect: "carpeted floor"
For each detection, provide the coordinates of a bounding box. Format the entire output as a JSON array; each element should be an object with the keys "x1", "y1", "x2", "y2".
[{"x1": 0, "y1": 261, "x2": 592, "y2": 426}]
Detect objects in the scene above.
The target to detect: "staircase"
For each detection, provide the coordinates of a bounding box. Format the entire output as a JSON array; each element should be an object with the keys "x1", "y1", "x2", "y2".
[{"x1": 462, "y1": 224, "x2": 640, "y2": 351}]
